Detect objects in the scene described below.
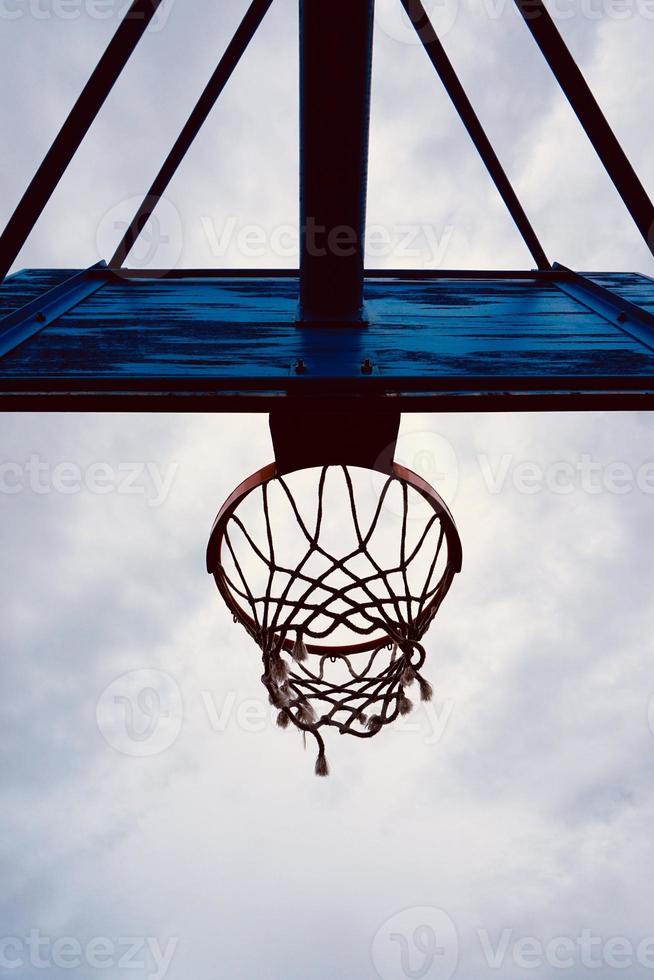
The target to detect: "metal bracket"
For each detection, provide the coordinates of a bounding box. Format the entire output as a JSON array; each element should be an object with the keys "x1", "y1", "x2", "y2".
[
  {"x1": 553, "y1": 263, "x2": 654, "y2": 354},
  {"x1": 270, "y1": 410, "x2": 401, "y2": 476},
  {"x1": 0, "y1": 261, "x2": 108, "y2": 359}
]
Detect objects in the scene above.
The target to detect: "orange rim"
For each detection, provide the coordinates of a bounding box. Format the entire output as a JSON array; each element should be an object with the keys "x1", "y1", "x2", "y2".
[{"x1": 207, "y1": 462, "x2": 462, "y2": 656}]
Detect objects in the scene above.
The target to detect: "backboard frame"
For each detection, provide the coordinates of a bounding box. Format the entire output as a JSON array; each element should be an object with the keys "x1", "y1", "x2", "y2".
[{"x1": 1, "y1": 265, "x2": 654, "y2": 413}]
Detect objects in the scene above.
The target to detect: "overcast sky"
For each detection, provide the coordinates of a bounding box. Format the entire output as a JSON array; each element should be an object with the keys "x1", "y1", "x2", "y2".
[{"x1": 1, "y1": 1, "x2": 654, "y2": 979}]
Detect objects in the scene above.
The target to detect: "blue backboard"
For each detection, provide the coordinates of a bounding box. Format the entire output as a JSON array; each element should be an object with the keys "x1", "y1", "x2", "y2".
[{"x1": 1, "y1": 265, "x2": 653, "y2": 412}]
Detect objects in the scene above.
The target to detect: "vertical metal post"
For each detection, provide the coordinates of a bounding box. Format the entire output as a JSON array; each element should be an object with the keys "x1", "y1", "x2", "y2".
[{"x1": 299, "y1": 0, "x2": 375, "y2": 324}]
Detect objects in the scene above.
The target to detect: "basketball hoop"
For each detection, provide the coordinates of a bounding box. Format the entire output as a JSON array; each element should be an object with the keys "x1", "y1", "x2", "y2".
[{"x1": 207, "y1": 413, "x2": 462, "y2": 776}]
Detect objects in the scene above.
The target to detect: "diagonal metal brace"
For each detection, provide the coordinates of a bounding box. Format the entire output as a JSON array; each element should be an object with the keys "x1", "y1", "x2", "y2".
[
  {"x1": 110, "y1": 0, "x2": 276, "y2": 268},
  {"x1": 513, "y1": 0, "x2": 654, "y2": 257},
  {"x1": 0, "y1": 0, "x2": 165, "y2": 283},
  {"x1": 0, "y1": 262, "x2": 108, "y2": 360},
  {"x1": 399, "y1": 0, "x2": 550, "y2": 271},
  {"x1": 553, "y1": 263, "x2": 654, "y2": 354}
]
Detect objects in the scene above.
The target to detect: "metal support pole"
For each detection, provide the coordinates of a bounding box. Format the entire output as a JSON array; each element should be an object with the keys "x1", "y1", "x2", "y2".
[{"x1": 299, "y1": 0, "x2": 375, "y2": 323}]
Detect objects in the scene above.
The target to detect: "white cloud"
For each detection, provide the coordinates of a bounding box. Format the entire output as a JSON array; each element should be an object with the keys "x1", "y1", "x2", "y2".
[{"x1": 1, "y1": 3, "x2": 654, "y2": 977}]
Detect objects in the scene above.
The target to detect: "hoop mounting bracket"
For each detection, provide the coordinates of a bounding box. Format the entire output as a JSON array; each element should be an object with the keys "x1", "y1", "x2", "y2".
[{"x1": 269, "y1": 410, "x2": 400, "y2": 476}]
